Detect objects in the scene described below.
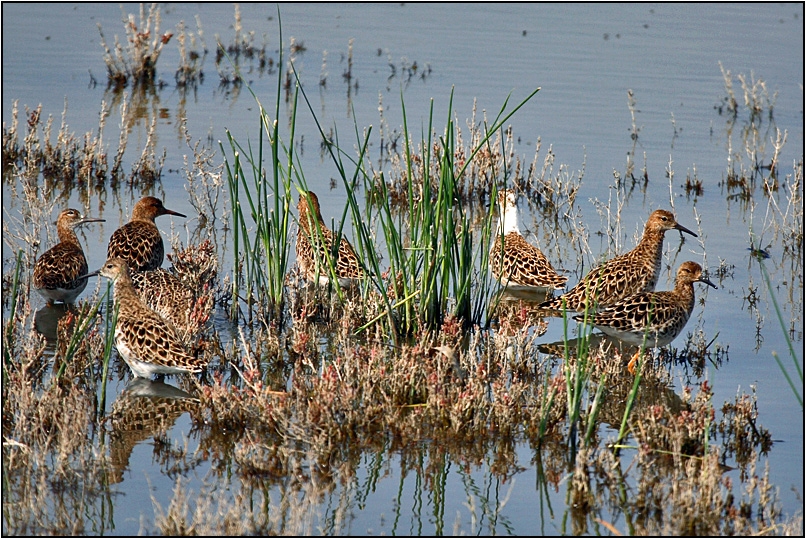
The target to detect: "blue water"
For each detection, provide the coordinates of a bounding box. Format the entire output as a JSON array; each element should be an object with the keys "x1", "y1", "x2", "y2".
[{"x1": 3, "y1": 2, "x2": 803, "y2": 534}]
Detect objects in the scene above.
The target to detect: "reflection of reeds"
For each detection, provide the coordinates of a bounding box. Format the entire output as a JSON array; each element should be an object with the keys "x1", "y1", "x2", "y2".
[
  {"x1": 214, "y1": 4, "x2": 272, "y2": 85},
  {"x1": 719, "y1": 64, "x2": 802, "y2": 406},
  {"x1": 3, "y1": 250, "x2": 25, "y2": 375}
]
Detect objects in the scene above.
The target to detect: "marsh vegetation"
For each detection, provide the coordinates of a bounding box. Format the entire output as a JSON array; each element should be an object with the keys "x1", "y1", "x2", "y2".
[{"x1": 2, "y1": 3, "x2": 803, "y2": 535}]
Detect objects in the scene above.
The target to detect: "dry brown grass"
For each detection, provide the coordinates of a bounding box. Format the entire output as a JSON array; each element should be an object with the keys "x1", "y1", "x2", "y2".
[
  {"x1": 375, "y1": 99, "x2": 583, "y2": 223},
  {"x1": 2, "y1": 313, "x2": 112, "y2": 535},
  {"x1": 2, "y1": 99, "x2": 164, "y2": 189},
  {"x1": 97, "y1": 3, "x2": 174, "y2": 89}
]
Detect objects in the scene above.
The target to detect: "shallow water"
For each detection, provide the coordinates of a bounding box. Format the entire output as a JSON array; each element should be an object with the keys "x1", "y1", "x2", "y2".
[{"x1": 2, "y1": 2, "x2": 803, "y2": 535}]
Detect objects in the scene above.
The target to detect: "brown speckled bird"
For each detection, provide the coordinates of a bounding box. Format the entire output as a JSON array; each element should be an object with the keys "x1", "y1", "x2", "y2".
[
  {"x1": 107, "y1": 196, "x2": 186, "y2": 272},
  {"x1": 539, "y1": 209, "x2": 697, "y2": 315},
  {"x1": 489, "y1": 189, "x2": 567, "y2": 292},
  {"x1": 86, "y1": 258, "x2": 204, "y2": 378},
  {"x1": 296, "y1": 190, "x2": 365, "y2": 287},
  {"x1": 130, "y1": 269, "x2": 196, "y2": 339},
  {"x1": 574, "y1": 261, "x2": 717, "y2": 373},
  {"x1": 33, "y1": 208, "x2": 104, "y2": 304}
]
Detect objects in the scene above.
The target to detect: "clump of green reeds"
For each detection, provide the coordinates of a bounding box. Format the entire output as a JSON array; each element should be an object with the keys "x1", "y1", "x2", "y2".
[
  {"x1": 223, "y1": 8, "x2": 544, "y2": 337},
  {"x1": 220, "y1": 17, "x2": 293, "y2": 322},
  {"x1": 296, "y1": 75, "x2": 542, "y2": 334},
  {"x1": 97, "y1": 3, "x2": 174, "y2": 89}
]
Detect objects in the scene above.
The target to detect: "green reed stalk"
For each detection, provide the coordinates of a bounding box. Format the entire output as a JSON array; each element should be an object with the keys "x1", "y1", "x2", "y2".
[
  {"x1": 560, "y1": 298, "x2": 607, "y2": 458},
  {"x1": 757, "y1": 255, "x2": 803, "y2": 407},
  {"x1": 537, "y1": 371, "x2": 558, "y2": 442},
  {"x1": 221, "y1": 147, "x2": 247, "y2": 318},
  {"x1": 615, "y1": 366, "x2": 642, "y2": 450},
  {"x1": 56, "y1": 287, "x2": 110, "y2": 380},
  {"x1": 222, "y1": 136, "x2": 265, "y2": 319},
  {"x1": 98, "y1": 286, "x2": 118, "y2": 417},
  {"x1": 562, "y1": 311, "x2": 583, "y2": 435},
  {"x1": 584, "y1": 373, "x2": 607, "y2": 446}
]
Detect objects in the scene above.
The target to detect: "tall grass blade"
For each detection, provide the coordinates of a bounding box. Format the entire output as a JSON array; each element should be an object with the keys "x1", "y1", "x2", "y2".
[
  {"x1": 98, "y1": 285, "x2": 119, "y2": 417},
  {"x1": 757, "y1": 254, "x2": 803, "y2": 407}
]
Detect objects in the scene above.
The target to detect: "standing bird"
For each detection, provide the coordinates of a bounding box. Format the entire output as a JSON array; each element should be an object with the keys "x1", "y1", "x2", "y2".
[
  {"x1": 85, "y1": 258, "x2": 205, "y2": 378},
  {"x1": 33, "y1": 208, "x2": 104, "y2": 304},
  {"x1": 130, "y1": 269, "x2": 197, "y2": 340},
  {"x1": 573, "y1": 261, "x2": 717, "y2": 373},
  {"x1": 296, "y1": 190, "x2": 365, "y2": 287},
  {"x1": 539, "y1": 209, "x2": 697, "y2": 315},
  {"x1": 489, "y1": 189, "x2": 567, "y2": 292},
  {"x1": 107, "y1": 196, "x2": 186, "y2": 272}
]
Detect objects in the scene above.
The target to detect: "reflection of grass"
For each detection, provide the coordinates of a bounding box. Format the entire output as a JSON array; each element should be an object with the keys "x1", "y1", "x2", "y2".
[
  {"x1": 2, "y1": 250, "x2": 24, "y2": 371},
  {"x1": 719, "y1": 64, "x2": 802, "y2": 400}
]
